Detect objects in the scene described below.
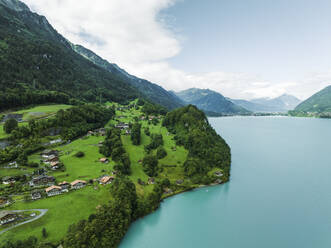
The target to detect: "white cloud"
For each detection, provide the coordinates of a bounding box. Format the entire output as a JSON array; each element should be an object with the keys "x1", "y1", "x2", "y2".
[{"x1": 22, "y1": 0, "x2": 331, "y2": 100}]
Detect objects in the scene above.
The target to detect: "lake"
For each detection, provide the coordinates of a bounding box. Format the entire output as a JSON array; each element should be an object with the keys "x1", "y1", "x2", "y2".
[{"x1": 120, "y1": 116, "x2": 331, "y2": 248}]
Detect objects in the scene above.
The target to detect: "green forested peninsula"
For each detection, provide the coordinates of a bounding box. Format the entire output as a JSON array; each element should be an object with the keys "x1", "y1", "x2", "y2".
[{"x1": 1, "y1": 101, "x2": 231, "y2": 248}]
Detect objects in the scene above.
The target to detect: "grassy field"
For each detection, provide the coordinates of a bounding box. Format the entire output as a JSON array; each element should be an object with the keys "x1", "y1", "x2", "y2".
[
  {"x1": 1, "y1": 185, "x2": 111, "y2": 243},
  {"x1": 15, "y1": 104, "x2": 72, "y2": 121},
  {"x1": 0, "y1": 122, "x2": 28, "y2": 139},
  {"x1": 0, "y1": 104, "x2": 72, "y2": 139}
]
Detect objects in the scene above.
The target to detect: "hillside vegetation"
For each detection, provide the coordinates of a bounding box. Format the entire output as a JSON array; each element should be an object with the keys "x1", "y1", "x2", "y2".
[
  {"x1": 72, "y1": 45, "x2": 184, "y2": 110},
  {"x1": 0, "y1": 3, "x2": 141, "y2": 111},
  {"x1": 294, "y1": 86, "x2": 331, "y2": 113},
  {"x1": 0, "y1": 101, "x2": 231, "y2": 247}
]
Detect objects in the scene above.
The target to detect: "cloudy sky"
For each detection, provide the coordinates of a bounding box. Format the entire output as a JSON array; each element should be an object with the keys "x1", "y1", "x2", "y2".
[{"x1": 22, "y1": 0, "x2": 331, "y2": 100}]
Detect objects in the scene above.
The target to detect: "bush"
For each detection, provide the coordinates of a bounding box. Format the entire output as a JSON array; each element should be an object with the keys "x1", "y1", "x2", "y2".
[
  {"x1": 74, "y1": 151, "x2": 85, "y2": 158},
  {"x1": 156, "y1": 146, "x2": 167, "y2": 159},
  {"x1": 142, "y1": 155, "x2": 158, "y2": 177},
  {"x1": 4, "y1": 118, "x2": 18, "y2": 134}
]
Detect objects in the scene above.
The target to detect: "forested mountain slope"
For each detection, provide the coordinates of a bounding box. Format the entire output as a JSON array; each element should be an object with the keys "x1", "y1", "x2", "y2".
[
  {"x1": 72, "y1": 45, "x2": 184, "y2": 110},
  {"x1": 0, "y1": 1, "x2": 142, "y2": 111},
  {"x1": 295, "y1": 86, "x2": 331, "y2": 113}
]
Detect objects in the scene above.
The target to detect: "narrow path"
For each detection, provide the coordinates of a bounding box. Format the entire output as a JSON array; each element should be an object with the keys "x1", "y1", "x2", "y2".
[{"x1": 0, "y1": 209, "x2": 48, "y2": 235}]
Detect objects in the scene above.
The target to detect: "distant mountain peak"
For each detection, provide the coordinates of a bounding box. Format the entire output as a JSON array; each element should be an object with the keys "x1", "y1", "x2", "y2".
[
  {"x1": 175, "y1": 88, "x2": 250, "y2": 115},
  {"x1": 0, "y1": 0, "x2": 30, "y2": 11}
]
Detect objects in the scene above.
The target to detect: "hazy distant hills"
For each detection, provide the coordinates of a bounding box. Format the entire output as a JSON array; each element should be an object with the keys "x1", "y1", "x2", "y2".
[
  {"x1": 230, "y1": 94, "x2": 301, "y2": 113},
  {"x1": 175, "y1": 88, "x2": 250, "y2": 115},
  {"x1": 295, "y1": 86, "x2": 331, "y2": 113}
]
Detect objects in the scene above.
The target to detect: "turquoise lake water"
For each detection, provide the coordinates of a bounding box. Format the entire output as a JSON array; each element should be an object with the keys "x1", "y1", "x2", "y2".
[{"x1": 120, "y1": 117, "x2": 331, "y2": 248}]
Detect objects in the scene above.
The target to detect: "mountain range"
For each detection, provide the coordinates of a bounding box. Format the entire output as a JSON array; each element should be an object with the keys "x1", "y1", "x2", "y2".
[
  {"x1": 175, "y1": 88, "x2": 250, "y2": 115},
  {"x1": 230, "y1": 94, "x2": 301, "y2": 113}
]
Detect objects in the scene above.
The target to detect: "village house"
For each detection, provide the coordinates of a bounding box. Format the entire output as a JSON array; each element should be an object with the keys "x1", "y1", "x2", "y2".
[
  {"x1": 31, "y1": 191, "x2": 42, "y2": 200},
  {"x1": 46, "y1": 155, "x2": 59, "y2": 163},
  {"x1": 59, "y1": 181, "x2": 70, "y2": 191},
  {"x1": 125, "y1": 129, "x2": 131, "y2": 135},
  {"x1": 4, "y1": 161, "x2": 18, "y2": 169},
  {"x1": 41, "y1": 149, "x2": 58, "y2": 159},
  {"x1": 214, "y1": 171, "x2": 223, "y2": 177},
  {"x1": 112, "y1": 170, "x2": 118, "y2": 175},
  {"x1": 50, "y1": 161, "x2": 60, "y2": 170},
  {"x1": 99, "y1": 158, "x2": 109, "y2": 164},
  {"x1": 215, "y1": 179, "x2": 222, "y2": 184},
  {"x1": 99, "y1": 176, "x2": 114, "y2": 185},
  {"x1": 0, "y1": 211, "x2": 18, "y2": 225},
  {"x1": 49, "y1": 138, "x2": 62, "y2": 145},
  {"x1": 115, "y1": 122, "x2": 129, "y2": 130},
  {"x1": 2, "y1": 176, "x2": 15, "y2": 185},
  {"x1": 176, "y1": 179, "x2": 184, "y2": 185},
  {"x1": 164, "y1": 188, "x2": 173, "y2": 194},
  {"x1": 71, "y1": 180, "x2": 86, "y2": 189},
  {"x1": 0, "y1": 197, "x2": 9, "y2": 207},
  {"x1": 96, "y1": 128, "x2": 106, "y2": 136},
  {"x1": 30, "y1": 175, "x2": 55, "y2": 187},
  {"x1": 45, "y1": 185, "x2": 62, "y2": 197},
  {"x1": 148, "y1": 177, "x2": 155, "y2": 185}
]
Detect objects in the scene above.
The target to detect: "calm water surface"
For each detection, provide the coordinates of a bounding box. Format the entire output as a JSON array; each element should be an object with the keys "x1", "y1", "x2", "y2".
[{"x1": 120, "y1": 117, "x2": 331, "y2": 248}]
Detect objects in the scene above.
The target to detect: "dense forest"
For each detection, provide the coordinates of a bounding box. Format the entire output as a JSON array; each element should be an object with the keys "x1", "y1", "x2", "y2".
[
  {"x1": 163, "y1": 105, "x2": 231, "y2": 181},
  {"x1": 0, "y1": 3, "x2": 139, "y2": 111}
]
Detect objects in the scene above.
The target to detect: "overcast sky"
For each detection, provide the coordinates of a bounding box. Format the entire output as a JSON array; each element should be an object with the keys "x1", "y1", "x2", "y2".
[{"x1": 22, "y1": 0, "x2": 331, "y2": 100}]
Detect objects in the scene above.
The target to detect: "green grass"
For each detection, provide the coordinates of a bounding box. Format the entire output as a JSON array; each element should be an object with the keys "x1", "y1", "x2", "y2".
[
  {"x1": 0, "y1": 185, "x2": 111, "y2": 243},
  {"x1": 14, "y1": 104, "x2": 72, "y2": 121},
  {"x1": 0, "y1": 167, "x2": 35, "y2": 177},
  {"x1": 0, "y1": 122, "x2": 28, "y2": 139}
]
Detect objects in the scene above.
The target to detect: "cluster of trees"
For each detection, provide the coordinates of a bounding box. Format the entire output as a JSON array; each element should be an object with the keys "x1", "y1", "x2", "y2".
[
  {"x1": 62, "y1": 177, "x2": 138, "y2": 248},
  {"x1": 141, "y1": 102, "x2": 167, "y2": 115},
  {"x1": 1, "y1": 105, "x2": 113, "y2": 164},
  {"x1": 144, "y1": 134, "x2": 163, "y2": 153},
  {"x1": 142, "y1": 155, "x2": 158, "y2": 177},
  {"x1": 1, "y1": 236, "x2": 55, "y2": 248},
  {"x1": 162, "y1": 105, "x2": 231, "y2": 181},
  {"x1": 130, "y1": 123, "x2": 141, "y2": 145},
  {"x1": 3, "y1": 118, "x2": 18, "y2": 134},
  {"x1": 11, "y1": 105, "x2": 114, "y2": 141},
  {"x1": 99, "y1": 128, "x2": 131, "y2": 175}
]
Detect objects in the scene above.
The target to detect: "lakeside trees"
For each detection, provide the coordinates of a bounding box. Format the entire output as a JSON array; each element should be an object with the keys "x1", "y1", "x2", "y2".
[
  {"x1": 63, "y1": 177, "x2": 138, "y2": 248},
  {"x1": 163, "y1": 105, "x2": 231, "y2": 181}
]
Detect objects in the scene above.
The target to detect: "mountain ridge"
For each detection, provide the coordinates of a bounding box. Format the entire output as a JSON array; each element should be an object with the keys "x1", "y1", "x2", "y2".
[
  {"x1": 295, "y1": 85, "x2": 331, "y2": 113},
  {"x1": 230, "y1": 94, "x2": 301, "y2": 113},
  {"x1": 175, "y1": 88, "x2": 250, "y2": 115},
  {"x1": 71, "y1": 44, "x2": 184, "y2": 110}
]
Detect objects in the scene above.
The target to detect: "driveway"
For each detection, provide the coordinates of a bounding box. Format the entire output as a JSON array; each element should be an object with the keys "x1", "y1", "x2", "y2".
[{"x1": 0, "y1": 209, "x2": 48, "y2": 235}]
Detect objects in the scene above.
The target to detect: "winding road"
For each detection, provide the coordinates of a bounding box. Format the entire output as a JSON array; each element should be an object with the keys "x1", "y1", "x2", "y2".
[{"x1": 0, "y1": 209, "x2": 48, "y2": 235}]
